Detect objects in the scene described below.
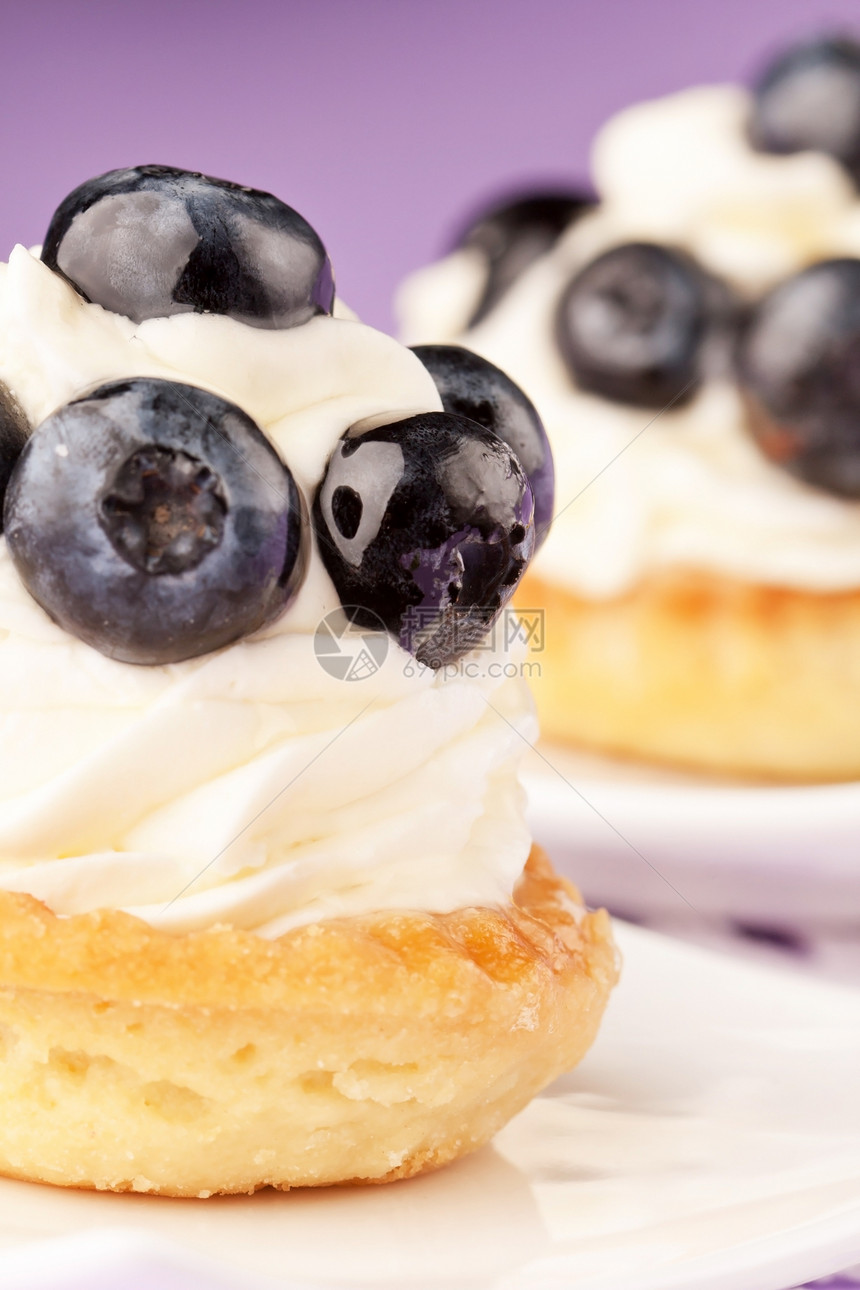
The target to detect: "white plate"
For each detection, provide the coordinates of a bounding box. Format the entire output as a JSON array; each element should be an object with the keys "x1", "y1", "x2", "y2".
[
  {"x1": 523, "y1": 742, "x2": 860, "y2": 924},
  {"x1": 0, "y1": 923, "x2": 859, "y2": 1290}
]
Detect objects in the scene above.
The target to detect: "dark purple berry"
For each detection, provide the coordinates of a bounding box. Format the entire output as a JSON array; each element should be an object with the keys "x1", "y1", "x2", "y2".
[
  {"x1": 735, "y1": 258, "x2": 860, "y2": 498},
  {"x1": 453, "y1": 189, "x2": 594, "y2": 326},
  {"x1": 411, "y1": 344, "x2": 554, "y2": 544},
  {"x1": 4, "y1": 378, "x2": 307, "y2": 663},
  {"x1": 0, "y1": 383, "x2": 28, "y2": 530},
  {"x1": 555, "y1": 242, "x2": 710, "y2": 408},
  {"x1": 749, "y1": 36, "x2": 860, "y2": 185},
  {"x1": 41, "y1": 166, "x2": 334, "y2": 329},
  {"x1": 313, "y1": 413, "x2": 534, "y2": 667}
]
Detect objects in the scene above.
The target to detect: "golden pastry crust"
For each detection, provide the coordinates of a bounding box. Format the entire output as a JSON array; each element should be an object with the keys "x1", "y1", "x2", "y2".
[
  {"x1": 0, "y1": 847, "x2": 616, "y2": 1196},
  {"x1": 524, "y1": 567, "x2": 860, "y2": 780}
]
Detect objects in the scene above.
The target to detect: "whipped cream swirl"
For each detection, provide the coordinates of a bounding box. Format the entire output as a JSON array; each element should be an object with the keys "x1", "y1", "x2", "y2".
[{"x1": 0, "y1": 248, "x2": 536, "y2": 936}]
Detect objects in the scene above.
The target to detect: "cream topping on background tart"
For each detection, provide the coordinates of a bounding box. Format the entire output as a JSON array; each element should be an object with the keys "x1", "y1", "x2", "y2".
[{"x1": 397, "y1": 35, "x2": 860, "y2": 601}]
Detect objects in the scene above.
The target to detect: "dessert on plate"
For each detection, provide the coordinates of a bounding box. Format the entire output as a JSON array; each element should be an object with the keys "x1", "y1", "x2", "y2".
[
  {"x1": 398, "y1": 35, "x2": 860, "y2": 781},
  {"x1": 0, "y1": 167, "x2": 617, "y2": 1196}
]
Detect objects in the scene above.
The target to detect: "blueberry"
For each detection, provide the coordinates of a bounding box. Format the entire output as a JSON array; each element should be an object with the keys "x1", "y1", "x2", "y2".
[
  {"x1": 313, "y1": 412, "x2": 534, "y2": 667},
  {"x1": 735, "y1": 258, "x2": 860, "y2": 498},
  {"x1": 0, "y1": 383, "x2": 29, "y2": 530},
  {"x1": 41, "y1": 165, "x2": 334, "y2": 329},
  {"x1": 453, "y1": 189, "x2": 594, "y2": 326},
  {"x1": 4, "y1": 378, "x2": 307, "y2": 663},
  {"x1": 410, "y1": 344, "x2": 554, "y2": 544},
  {"x1": 555, "y1": 242, "x2": 710, "y2": 408},
  {"x1": 749, "y1": 36, "x2": 860, "y2": 184}
]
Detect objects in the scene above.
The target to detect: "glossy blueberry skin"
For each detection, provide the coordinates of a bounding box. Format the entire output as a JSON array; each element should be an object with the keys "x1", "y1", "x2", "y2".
[
  {"x1": 749, "y1": 36, "x2": 860, "y2": 185},
  {"x1": 313, "y1": 412, "x2": 535, "y2": 667},
  {"x1": 735, "y1": 258, "x2": 860, "y2": 498},
  {"x1": 411, "y1": 344, "x2": 554, "y2": 544},
  {"x1": 0, "y1": 383, "x2": 29, "y2": 531},
  {"x1": 555, "y1": 242, "x2": 709, "y2": 409},
  {"x1": 452, "y1": 189, "x2": 594, "y2": 327},
  {"x1": 4, "y1": 378, "x2": 308, "y2": 664},
  {"x1": 41, "y1": 165, "x2": 335, "y2": 329}
]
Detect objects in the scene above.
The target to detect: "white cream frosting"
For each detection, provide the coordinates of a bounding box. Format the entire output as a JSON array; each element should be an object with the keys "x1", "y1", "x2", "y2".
[
  {"x1": 591, "y1": 84, "x2": 860, "y2": 294},
  {"x1": 397, "y1": 84, "x2": 860, "y2": 599},
  {"x1": 0, "y1": 246, "x2": 536, "y2": 936}
]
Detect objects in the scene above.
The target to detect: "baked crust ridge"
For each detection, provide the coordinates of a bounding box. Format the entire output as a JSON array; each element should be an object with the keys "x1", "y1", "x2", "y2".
[{"x1": 0, "y1": 846, "x2": 616, "y2": 1196}]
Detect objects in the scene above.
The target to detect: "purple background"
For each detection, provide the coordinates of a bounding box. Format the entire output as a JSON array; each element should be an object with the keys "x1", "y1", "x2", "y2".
[{"x1": 1, "y1": 0, "x2": 860, "y2": 331}]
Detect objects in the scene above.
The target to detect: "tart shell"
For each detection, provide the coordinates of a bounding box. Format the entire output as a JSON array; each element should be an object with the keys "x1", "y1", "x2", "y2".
[
  {"x1": 524, "y1": 567, "x2": 860, "y2": 780},
  {"x1": 0, "y1": 846, "x2": 616, "y2": 1196}
]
